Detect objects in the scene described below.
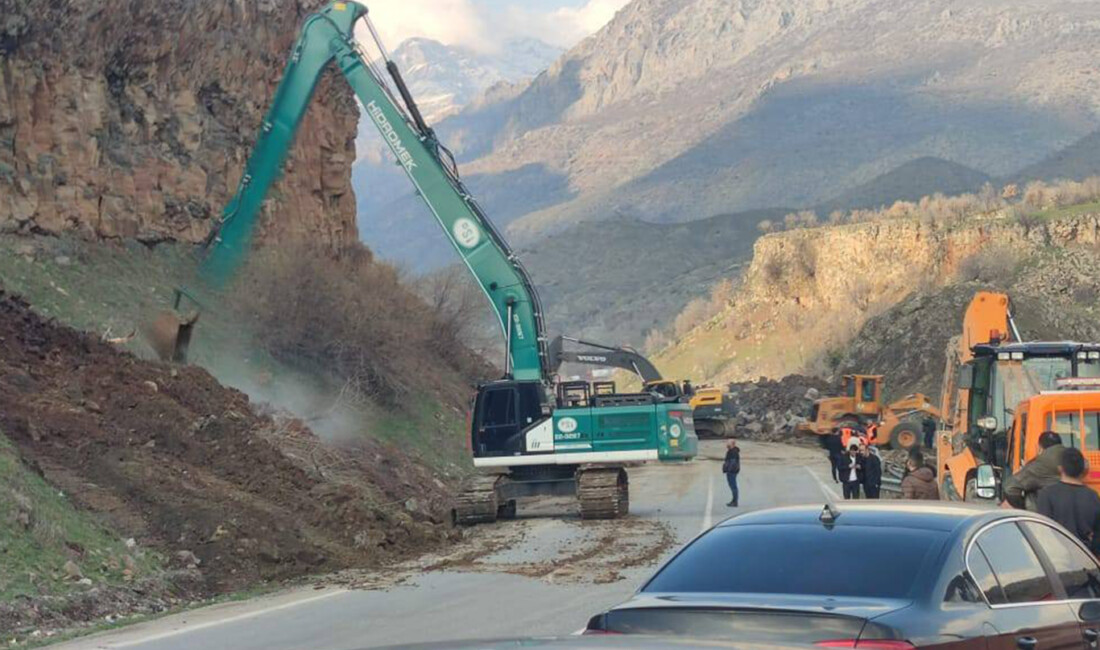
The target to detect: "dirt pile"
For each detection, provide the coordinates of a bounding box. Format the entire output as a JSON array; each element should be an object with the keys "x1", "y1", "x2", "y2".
[
  {"x1": 723, "y1": 375, "x2": 834, "y2": 442},
  {"x1": 0, "y1": 291, "x2": 456, "y2": 602}
]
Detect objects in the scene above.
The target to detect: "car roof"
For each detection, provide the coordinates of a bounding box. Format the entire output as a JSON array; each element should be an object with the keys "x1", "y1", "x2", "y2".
[
  {"x1": 716, "y1": 502, "x2": 1009, "y2": 533},
  {"x1": 374, "y1": 637, "x2": 813, "y2": 650}
]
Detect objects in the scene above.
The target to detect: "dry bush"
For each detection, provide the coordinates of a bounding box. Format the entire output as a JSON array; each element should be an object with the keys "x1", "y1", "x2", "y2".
[
  {"x1": 673, "y1": 297, "x2": 711, "y2": 337},
  {"x1": 956, "y1": 245, "x2": 1025, "y2": 284},
  {"x1": 828, "y1": 210, "x2": 847, "y2": 225},
  {"x1": 795, "y1": 238, "x2": 818, "y2": 278},
  {"x1": 764, "y1": 257, "x2": 785, "y2": 282},
  {"x1": 1024, "y1": 181, "x2": 1049, "y2": 210},
  {"x1": 236, "y1": 242, "x2": 475, "y2": 405},
  {"x1": 757, "y1": 219, "x2": 775, "y2": 234},
  {"x1": 1002, "y1": 183, "x2": 1020, "y2": 201}
]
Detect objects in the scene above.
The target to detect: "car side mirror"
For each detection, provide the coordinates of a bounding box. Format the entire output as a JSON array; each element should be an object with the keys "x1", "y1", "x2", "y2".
[
  {"x1": 975, "y1": 465, "x2": 998, "y2": 500},
  {"x1": 1079, "y1": 600, "x2": 1100, "y2": 623}
]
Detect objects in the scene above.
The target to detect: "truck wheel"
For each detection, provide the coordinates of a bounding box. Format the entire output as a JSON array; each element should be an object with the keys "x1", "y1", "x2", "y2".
[{"x1": 889, "y1": 422, "x2": 921, "y2": 451}]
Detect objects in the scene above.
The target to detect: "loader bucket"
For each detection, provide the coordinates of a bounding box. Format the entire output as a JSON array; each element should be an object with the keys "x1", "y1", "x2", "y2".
[{"x1": 145, "y1": 310, "x2": 199, "y2": 363}]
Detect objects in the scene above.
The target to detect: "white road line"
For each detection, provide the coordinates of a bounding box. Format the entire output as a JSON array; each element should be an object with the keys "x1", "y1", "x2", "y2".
[
  {"x1": 806, "y1": 466, "x2": 842, "y2": 501},
  {"x1": 701, "y1": 476, "x2": 714, "y2": 532},
  {"x1": 102, "y1": 589, "x2": 349, "y2": 648}
]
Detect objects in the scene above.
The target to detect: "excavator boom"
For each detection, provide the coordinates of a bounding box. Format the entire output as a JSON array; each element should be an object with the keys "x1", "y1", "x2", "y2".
[{"x1": 152, "y1": 1, "x2": 549, "y2": 382}]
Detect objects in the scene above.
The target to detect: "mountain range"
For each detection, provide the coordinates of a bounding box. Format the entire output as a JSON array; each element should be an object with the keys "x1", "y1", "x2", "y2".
[{"x1": 354, "y1": 0, "x2": 1100, "y2": 345}]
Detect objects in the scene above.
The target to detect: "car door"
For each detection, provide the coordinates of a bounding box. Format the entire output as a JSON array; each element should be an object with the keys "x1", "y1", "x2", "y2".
[
  {"x1": 971, "y1": 520, "x2": 1084, "y2": 650},
  {"x1": 1020, "y1": 521, "x2": 1100, "y2": 650}
]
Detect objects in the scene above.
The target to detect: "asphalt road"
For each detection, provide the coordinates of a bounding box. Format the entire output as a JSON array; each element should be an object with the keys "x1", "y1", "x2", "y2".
[{"x1": 54, "y1": 440, "x2": 840, "y2": 650}]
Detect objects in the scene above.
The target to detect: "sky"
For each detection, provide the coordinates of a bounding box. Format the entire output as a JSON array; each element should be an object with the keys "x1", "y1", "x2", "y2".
[{"x1": 362, "y1": 0, "x2": 631, "y2": 52}]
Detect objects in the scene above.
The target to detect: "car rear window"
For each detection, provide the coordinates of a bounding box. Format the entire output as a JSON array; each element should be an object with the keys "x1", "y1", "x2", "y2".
[{"x1": 644, "y1": 524, "x2": 946, "y2": 599}]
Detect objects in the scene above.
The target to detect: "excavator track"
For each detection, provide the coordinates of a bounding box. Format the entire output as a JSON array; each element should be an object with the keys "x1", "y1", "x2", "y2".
[
  {"x1": 577, "y1": 468, "x2": 629, "y2": 520},
  {"x1": 452, "y1": 474, "x2": 502, "y2": 526}
]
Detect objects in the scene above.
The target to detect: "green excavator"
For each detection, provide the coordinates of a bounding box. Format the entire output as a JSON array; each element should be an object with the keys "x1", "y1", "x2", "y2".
[{"x1": 149, "y1": 1, "x2": 697, "y2": 524}]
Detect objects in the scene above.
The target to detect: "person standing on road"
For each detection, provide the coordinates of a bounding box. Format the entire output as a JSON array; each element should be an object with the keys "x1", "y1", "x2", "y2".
[
  {"x1": 901, "y1": 450, "x2": 939, "y2": 500},
  {"x1": 722, "y1": 438, "x2": 741, "y2": 507},
  {"x1": 823, "y1": 428, "x2": 844, "y2": 483},
  {"x1": 1003, "y1": 431, "x2": 1065, "y2": 511},
  {"x1": 838, "y1": 442, "x2": 863, "y2": 499},
  {"x1": 922, "y1": 417, "x2": 937, "y2": 450},
  {"x1": 861, "y1": 443, "x2": 882, "y2": 499},
  {"x1": 1037, "y1": 448, "x2": 1100, "y2": 554}
]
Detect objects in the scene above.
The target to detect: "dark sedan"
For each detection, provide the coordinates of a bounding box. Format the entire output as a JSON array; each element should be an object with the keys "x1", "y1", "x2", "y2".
[{"x1": 586, "y1": 503, "x2": 1100, "y2": 650}]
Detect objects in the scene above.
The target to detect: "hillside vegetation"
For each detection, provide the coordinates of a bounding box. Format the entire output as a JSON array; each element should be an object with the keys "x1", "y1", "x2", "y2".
[{"x1": 654, "y1": 177, "x2": 1100, "y2": 388}]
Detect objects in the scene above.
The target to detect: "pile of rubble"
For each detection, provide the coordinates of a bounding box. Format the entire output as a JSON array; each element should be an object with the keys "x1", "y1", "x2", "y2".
[{"x1": 723, "y1": 375, "x2": 835, "y2": 443}]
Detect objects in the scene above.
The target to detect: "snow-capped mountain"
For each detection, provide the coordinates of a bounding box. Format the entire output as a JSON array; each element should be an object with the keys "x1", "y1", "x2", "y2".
[{"x1": 390, "y1": 37, "x2": 562, "y2": 124}]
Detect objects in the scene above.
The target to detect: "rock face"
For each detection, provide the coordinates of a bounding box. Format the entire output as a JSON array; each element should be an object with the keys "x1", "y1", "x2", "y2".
[
  {"x1": 0, "y1": 0, "x2": 358, "y2": 246},
  {"x1": 656, "y1": 212, "x2": 1100, "y2": 383}
]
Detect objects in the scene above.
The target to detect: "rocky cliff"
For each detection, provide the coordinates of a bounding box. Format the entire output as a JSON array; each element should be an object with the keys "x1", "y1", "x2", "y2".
[
  {"x1": 655, "y1": 210, "x2": 1100, "y2": 384},
  {"x1": 0, "y1": 0, "x2": 357, "y2": 246}
]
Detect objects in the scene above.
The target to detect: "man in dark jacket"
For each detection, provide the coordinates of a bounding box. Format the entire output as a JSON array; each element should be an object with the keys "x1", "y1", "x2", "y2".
[
  {"x1": 823, "y1": 428, "x2": 844, "y2": 483},
  {"x1": 901, "y1": 450, "x2": 939, "y2": 500},
  {"x1": 922, "y1": 417, "x2": 937, "y2": 450},
  {"x1": 861, "y1": 443, "x2": 882, "y2": 499},
  {"x1": 722, "y1": 438, "x2": 741, "y2": 507},
  {"x1": 1037, "y1": 448, "x2": 1100, "y2": 554},
  {"x1": 1003, "y1": 431, "x2": 1065, "y2": 510},
  {"x1": 838, "y1": 442, "x2": 863, "y2": 499}
]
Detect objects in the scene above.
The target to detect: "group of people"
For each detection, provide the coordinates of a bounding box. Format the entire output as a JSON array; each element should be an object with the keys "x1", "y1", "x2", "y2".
[
  {"x1": 822, "y1": 424, "x2": 883, "y2": 499},
  {"x1": 822, "y1": 423, "x2": 940, "y2": 501},
  {"x1": 1002, "y1": 431, "x2": 1100, "y2": 554}
]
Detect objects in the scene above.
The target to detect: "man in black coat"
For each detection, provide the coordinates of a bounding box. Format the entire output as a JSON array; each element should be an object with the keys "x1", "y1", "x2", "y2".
[
  {"x1": 822, "y1": 428, "x2": 844, "y2": 483},
  {"x1": 722, "y1": 438, "x2": 741, "y2": 507},
  {"x1": 861, "y1": 443, "x2": 882, "y2": 499},
  {"x1": 838, "y1": 442, "x2": 863, "y2": 499}
]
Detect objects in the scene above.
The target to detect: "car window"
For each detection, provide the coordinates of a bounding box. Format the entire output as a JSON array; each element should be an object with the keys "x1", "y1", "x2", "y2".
[
  {"x1": 1023, "y1": 521, "x2": 1100, "y2": 600},
  {"x1": 976, "y1": 522, "x2": 1056, "y2": 604},
  {"x1": 965, "y1": 546, "x2": 1006, "y2": 605},
  {"x1": 643, "y1": 524, "x2": 945, "y2": 599}
]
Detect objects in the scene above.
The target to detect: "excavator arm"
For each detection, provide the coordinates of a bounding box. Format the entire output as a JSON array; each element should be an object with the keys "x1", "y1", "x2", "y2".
[
  {"x1": 158, "y1": 1, "x2": 549, "y2": 382},
  {"x1": 548, "y1": 336, "x2": 664, "y2": 384}
]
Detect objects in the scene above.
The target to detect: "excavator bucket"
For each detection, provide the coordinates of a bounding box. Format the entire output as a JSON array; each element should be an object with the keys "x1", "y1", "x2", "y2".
[
  {"x1": 144, "y1": 289, "x2": 201, "y2": 363},
  {"x1": 145, "y1": 311, "x2": 199, "y2": 363}
]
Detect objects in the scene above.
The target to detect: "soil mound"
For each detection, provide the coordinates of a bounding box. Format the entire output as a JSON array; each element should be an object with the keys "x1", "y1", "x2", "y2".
[{"x1": 0, "y1": 291, "x2": 454, "y2": 595}]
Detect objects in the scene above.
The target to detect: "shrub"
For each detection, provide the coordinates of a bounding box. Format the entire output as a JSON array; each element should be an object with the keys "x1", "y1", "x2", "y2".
[
  {"x1": 236, "y1": 242, "x2": 476, "y2": 405},
  {"x1": 956, "y1": 245, "x2": 1024, "y2": 284},
  {"x1": 757, "y1": 219, "x2": 775, "y2": 234}
]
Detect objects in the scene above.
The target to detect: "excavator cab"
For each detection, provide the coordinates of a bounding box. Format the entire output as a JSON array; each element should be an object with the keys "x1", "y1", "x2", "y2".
[
  {"x1": 643, "y1": 380, "x2": 684, "y2": 402},
  {"x1": 842, "y1": 375, "x2": 884, "y2": 415}
]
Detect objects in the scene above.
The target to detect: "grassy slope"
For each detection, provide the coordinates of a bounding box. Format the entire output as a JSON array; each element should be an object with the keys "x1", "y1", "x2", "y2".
[{"x1": 0, "y1": 435, "x2": 160, "y2": 601}]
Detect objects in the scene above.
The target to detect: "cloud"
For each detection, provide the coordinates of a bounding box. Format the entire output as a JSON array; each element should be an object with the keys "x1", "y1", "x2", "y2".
[
  {"x1": 354, "y1": 0, "x2": 629, "y2": 53},
  {"x1": 357, "y1": 0, "x2": 491, "y2": 51},
  {"x1": 505, "y1": 0, "x2": 631, "y2": 47}
]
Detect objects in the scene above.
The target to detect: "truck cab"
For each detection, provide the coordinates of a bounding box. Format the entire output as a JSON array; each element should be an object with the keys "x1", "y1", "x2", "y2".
[
  {"x1": 943, "y1": 342, "x2": 1100, "y2": 500},
  {"x1": 997, "y1": 386, "x2": 1100, "y2": 498}
]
